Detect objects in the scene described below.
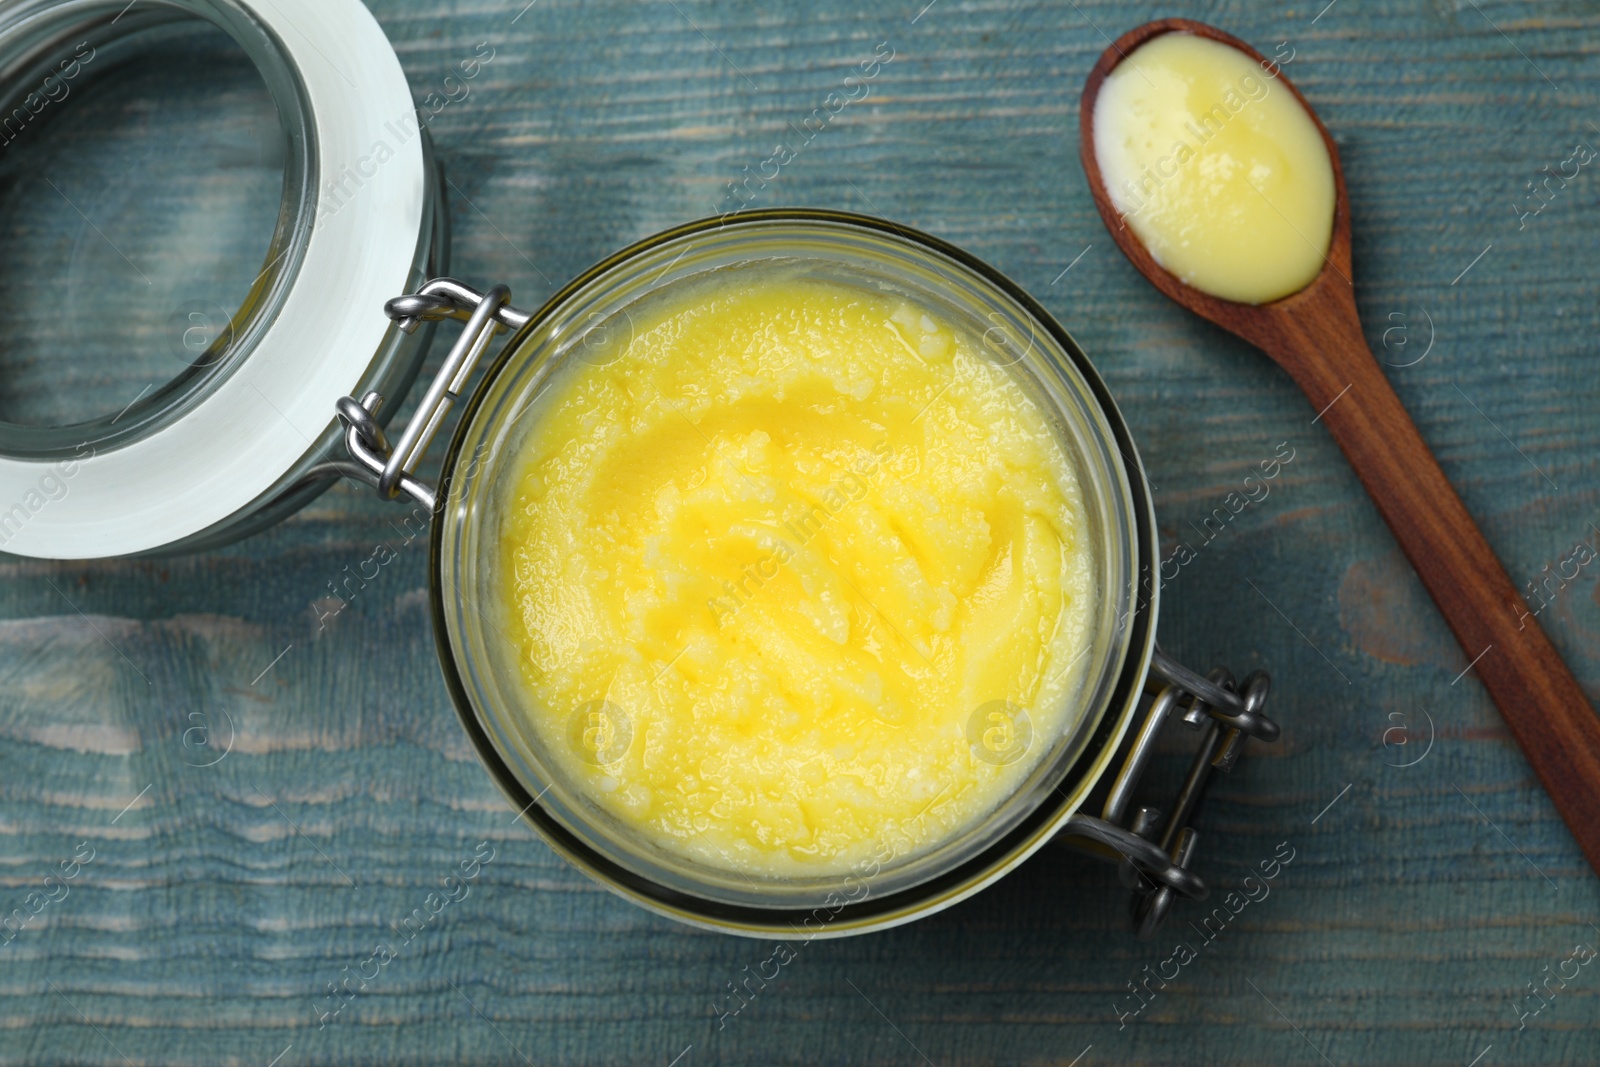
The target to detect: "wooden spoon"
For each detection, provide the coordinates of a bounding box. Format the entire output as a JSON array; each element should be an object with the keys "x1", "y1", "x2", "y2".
[{"x1": 1080, "y1": 18, "x2": 1600, "y2": 874}]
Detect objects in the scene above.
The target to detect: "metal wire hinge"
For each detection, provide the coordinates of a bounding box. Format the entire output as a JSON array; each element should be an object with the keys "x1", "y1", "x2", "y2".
[
  {"x1": 1058, "y1": 647, "x2": 1280, "y2": 939},
  {"x1": 334, "y1": 278, "x2": 531, "y2": 510}
]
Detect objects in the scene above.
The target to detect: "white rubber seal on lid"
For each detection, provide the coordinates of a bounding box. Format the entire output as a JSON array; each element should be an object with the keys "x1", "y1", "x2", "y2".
[{"x1": 0, "y1": 0, "x2": 424, "y2": 558}]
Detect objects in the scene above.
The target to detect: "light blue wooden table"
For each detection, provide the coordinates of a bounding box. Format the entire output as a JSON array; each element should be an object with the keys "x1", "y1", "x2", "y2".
[{"x1": 2, "y1": 0, "x2": 1598, "y2": 1063}]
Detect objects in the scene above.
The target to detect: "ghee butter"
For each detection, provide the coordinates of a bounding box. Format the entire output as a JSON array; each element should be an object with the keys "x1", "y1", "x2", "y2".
[
  {"x1": 499, "y1": 268, "x2": 1096, "y2": 877},
  {"x1": 1093, "y1": 33, "x2": 1336, "y2": 304}
]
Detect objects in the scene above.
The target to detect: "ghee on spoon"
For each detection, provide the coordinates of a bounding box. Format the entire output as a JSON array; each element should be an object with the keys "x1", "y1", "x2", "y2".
[
  {"x1": 1080, "y1": 19, "x2": 1600, "y2": 876},
  {"x1": 1090, "y1": 31, "x2": 1335, "y2": 305}
]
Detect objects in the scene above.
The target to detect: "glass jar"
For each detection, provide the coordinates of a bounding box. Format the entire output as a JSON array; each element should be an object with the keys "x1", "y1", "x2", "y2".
[
  {"x1": 348, "y1": 210, "x2": 1276, "y2": 937},
  {"x1": 434, "y1": 212, "x2": 1151, "y2": 933}
]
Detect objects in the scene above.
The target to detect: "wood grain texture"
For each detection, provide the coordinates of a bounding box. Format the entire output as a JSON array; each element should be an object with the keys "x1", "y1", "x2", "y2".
[
  {"x1": 2, "y1": 1, "x2": 1600, "y2": 1064},
  {"x1": 1080, "y1": 18, "x2": 1600, "y2": 882}
]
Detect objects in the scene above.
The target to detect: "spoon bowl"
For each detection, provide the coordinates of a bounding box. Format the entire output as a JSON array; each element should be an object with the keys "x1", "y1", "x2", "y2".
[
  {"x1": 1079, "y1": 18, "x2": 1357, "y2": 360},
  {"x1": 1079, "y1": 19, "x2": 1600, "y2": 877}
]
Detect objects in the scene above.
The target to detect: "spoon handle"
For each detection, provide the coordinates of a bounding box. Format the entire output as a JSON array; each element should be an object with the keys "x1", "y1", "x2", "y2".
[{"x1": 1276, "y1": 313, "x2": 1600, "y2": 869}]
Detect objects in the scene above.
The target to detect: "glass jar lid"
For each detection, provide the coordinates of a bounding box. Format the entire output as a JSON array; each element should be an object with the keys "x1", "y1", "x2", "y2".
[{"x1": 0, "y1": 0, "x2": 438, "y2": 558}]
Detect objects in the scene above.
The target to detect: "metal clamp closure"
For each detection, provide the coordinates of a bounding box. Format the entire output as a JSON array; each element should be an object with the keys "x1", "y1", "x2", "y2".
[
  {"x1": 334, "y1": 278, "x2": 530, "y2": 510},
  {"x1": 1058, "y1": 646, "x2": 1279, "y2": 939}
]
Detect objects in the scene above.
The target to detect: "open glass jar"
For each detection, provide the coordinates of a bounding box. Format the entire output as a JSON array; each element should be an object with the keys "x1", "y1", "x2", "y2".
[
  {"x1": 345, "y1": 210, "x2": 1280, "y2": 938},
  {"x1": 0, "y1": 0, "x2": 1278, "y2": 939}
]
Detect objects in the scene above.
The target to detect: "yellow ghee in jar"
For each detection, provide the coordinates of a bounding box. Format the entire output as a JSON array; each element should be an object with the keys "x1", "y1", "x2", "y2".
[
  {"x1": 499, "y1": 268, "x2": 1096, "y2": 878},
  {"x1": 1093, "y1": 33, "x2": 1335, "y2": 304}
]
